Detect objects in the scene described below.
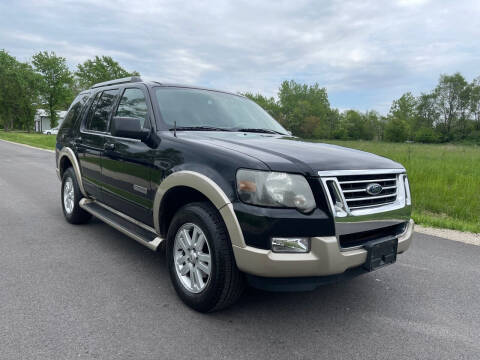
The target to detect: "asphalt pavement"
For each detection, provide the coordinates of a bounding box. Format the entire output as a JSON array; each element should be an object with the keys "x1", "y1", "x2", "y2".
[{"x1": 0, "y1": 139, "x2": 479, "y2": 360}]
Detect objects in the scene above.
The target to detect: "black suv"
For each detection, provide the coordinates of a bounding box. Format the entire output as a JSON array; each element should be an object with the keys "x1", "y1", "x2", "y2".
[{"x1": 56, "y1": 77, "x2": 413, "y2": 312}]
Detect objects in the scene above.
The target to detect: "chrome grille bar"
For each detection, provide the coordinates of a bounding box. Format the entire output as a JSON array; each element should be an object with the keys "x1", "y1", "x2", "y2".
[
  {"x1": 342, "y1": 185, "x2": 397, "y2": 193},
  {"x1": 346, "y1": 193, "x2": 398, "y2": 202},
  {"x1": 319, "y1": 169, "x2": 406, "y2": 213},
  {"x1": 339, "y1": 178, "x2": 397, "y2": 184},
  {"x1": 346, "y1": 201, "x2": 397, "y2": 209}
]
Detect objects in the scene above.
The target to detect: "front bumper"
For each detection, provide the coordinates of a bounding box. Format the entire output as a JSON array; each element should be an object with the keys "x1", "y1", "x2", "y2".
[{"x1": 232, "y1": 219, "x2": 414, "y2": 278}]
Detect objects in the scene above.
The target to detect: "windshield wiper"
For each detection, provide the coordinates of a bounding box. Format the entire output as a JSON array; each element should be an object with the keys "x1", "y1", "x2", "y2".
[
  {"x1": 169, "y1": 126, "x2": 233, "y2": 132},
  {"x1": 236, "y1": 128, "x2": 286, "y2": 135}
]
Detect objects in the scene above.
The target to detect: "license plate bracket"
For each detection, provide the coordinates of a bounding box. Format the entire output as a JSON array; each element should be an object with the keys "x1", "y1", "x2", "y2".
[{"x1": 362, "y1": 236, "x2": 398, "y2": 272}]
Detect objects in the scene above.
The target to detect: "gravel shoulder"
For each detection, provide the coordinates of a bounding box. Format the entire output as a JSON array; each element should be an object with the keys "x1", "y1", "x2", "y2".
[{"x1": 415, "y1": 225, "x2": 480, "y2": 246}]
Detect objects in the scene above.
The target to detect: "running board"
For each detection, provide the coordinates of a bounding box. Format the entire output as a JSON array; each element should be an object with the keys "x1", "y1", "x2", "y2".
[{"x1": 79, "y1": 198, "x2": 163, "y2": 251}]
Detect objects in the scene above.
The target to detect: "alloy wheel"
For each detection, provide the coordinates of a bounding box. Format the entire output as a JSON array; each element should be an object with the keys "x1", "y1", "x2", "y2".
[
  {"x1": 173, "y1": 223, "x2": 212, "y2": 293},
  {"x1": 63, "y1": 177, "x2": 75, "y2": 214}
]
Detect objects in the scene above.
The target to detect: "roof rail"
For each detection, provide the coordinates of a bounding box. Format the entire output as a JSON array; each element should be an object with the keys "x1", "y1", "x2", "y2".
[{"x1": 90, "y1": 76, "x2": 142, "y2": 89}]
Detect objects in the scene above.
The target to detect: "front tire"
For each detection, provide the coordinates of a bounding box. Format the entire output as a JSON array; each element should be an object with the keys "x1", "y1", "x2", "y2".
[
  {"x1": 61, "y1": 167, "x2": 91, "y2": 224},
  {"x1": 166, "y1": 202, "x2": 245, "y2": 312}
]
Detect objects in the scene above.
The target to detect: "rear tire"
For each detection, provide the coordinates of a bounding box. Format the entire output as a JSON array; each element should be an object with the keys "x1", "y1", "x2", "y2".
[
  {"x1": 61, "y1": 167, "x2": 91, "y2": 224},
  {"x1": 166, "y1": 202, "x2": 245, "y2": 312}
]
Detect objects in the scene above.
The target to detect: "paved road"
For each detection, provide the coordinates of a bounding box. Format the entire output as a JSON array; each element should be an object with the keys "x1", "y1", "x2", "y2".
[{"x1": 1, "y1": 139, "x2": 479, "y2": 360}]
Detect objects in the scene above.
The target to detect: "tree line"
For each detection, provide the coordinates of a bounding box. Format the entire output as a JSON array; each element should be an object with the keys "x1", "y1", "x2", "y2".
[
  {"x1": 1, "y1": 48, "x2": 479, "y2": 142},
  {"x1": 0, "y1": 50, "x2": 138, "y2": 131},
  {"x1": 245, "y1": 73, "x2": 480, "y2": 143}
]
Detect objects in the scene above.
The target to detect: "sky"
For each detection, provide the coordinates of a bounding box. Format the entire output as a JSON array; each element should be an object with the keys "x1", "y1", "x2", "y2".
[{"x1": 1, "y1": 0, "x2": 479, "y2": 113}]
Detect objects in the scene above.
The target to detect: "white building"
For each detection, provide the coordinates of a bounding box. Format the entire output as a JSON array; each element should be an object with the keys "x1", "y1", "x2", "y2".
[{"x1": 34, "y1": 109, "x2": 67, "y2": 132}]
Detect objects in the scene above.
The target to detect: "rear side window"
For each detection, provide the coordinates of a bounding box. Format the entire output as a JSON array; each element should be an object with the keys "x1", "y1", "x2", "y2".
[
  {"x1": 115, "y1": 88, "x2": 150, "y2": 129},
  {"x1": 61, "y1": 93, "x2": 90, "y2": 130},
  {"x1": 85, "y1": 89, "x2": 118, "y2": 132}
]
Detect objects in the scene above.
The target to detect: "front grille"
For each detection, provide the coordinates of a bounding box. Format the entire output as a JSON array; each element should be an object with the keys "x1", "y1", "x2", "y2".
[
  {"x1": 336, "y1": 173, "x2": 398, "y2": 210},
  {"x1": 339, "y1": 222, "x2": 407, "y2": 248}
]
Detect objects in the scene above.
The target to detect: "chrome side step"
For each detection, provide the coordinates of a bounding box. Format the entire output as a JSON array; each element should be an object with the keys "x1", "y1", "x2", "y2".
[{"x1": 79, "y1": 198, "x2": 163, "y2": 251}]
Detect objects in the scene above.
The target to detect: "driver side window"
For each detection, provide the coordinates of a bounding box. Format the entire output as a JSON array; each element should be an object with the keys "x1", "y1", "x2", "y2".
[{"x1": 115, "y1": 88, "x2": 150, "y2": 129}]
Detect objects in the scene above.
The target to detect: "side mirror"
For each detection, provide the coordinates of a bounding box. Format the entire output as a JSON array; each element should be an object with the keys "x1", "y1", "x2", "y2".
[{"x1": 110, "y1": 116, "x2": 150, "y2": 141}]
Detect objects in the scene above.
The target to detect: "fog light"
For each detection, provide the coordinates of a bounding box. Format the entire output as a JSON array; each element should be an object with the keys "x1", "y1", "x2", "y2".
[{"x1": 271, "y1": 237, "x2": 310, "y2": 253}]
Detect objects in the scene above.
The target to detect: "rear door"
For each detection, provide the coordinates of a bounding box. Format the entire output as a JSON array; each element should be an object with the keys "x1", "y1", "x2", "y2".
[
  {"x1": 101, "y1": 85, "x2": 155, "y2": 226},
  {"x1": 77, "y1": 88, "x2": 119, "y2": 200}
]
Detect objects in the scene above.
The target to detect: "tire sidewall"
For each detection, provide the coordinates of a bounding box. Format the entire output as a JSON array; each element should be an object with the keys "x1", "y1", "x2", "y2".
[
  {"x1": 166, "y1": 204, "x2": 227, "y2": 311},
  {"x1": 61, "y1": 168, "x2": 80, "y2": 221}
]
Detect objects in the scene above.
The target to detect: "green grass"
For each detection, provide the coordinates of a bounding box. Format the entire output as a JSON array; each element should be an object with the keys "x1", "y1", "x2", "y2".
[
  {"x1": 0, "y1": 130, "x2": 56, "y2": 150},
  {"x1": 315, "y1": 140, "x2": 480, "y2": 233},
  {"x1": 1, "y1": 131, "x2": 478, "y2": 233}
]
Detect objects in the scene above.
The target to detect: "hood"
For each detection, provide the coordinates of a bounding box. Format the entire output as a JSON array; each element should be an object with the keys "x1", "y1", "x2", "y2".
[{"x1": 175, "y1": 132, "x2": 404, "y2": 176}]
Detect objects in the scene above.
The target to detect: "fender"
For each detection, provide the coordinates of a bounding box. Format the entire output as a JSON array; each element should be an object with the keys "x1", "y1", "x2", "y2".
[
  {"x1": 57, "y1": 147, "x2": 88, "y2": 198},
  {"x1": 153, "y1": 171, "x2": 246, "y2": 248}
]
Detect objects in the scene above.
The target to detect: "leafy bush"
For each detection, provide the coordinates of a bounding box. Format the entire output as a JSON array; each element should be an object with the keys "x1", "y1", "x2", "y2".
[
  {"x1": 415, "y1": 127, "x2": 441, "y2": 143},
  {"x1": 384, "y1": 118, "x2": 408, "y2": 142}
]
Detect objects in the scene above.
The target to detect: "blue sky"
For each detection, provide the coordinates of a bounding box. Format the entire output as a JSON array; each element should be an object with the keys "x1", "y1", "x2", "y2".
[{"x1": 1, "y1": 0, "x2": 479, "y2": 113}]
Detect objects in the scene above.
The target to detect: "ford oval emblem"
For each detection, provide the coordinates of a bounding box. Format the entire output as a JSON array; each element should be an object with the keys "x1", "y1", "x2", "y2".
[{"x1": 366, "y1": 183, "x2": 383, "y2": 195}]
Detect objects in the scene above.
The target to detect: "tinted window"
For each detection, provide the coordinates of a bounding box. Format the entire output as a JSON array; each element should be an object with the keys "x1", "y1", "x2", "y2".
[
  {"x1": 115, "y1": 88, "x2": 149, "y2": 129},
  {"x1": 61, "y1": 93, "x2": 90, "y2": 130},
  {"x1": 85, "y1": 89, "x2": 118, "y2": 132},
  {"x1": 84, "y1": 92, "x2": 101, "y2": 130},
  {"x1": 154, "y1": 88, "x2": 287, "y2": 134}
]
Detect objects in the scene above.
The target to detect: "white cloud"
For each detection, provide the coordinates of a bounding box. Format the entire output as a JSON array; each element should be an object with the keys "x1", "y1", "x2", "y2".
[
  {"x1": 0, "y1": 0, "x2": 478, "y2": 113},
  {"x1": 396, "y1": 0, "x2": 430, "y2": 7}
]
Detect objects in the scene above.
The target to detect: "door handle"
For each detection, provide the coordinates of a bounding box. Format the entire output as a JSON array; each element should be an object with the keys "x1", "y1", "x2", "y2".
[{"x1": 104, "y1": 142, "x2": 115, "y2": 151}]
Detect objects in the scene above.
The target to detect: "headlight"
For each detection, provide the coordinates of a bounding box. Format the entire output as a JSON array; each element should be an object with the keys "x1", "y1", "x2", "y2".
[{"x1": 236, "y1": 169, "x2": 316, "y2": 213}]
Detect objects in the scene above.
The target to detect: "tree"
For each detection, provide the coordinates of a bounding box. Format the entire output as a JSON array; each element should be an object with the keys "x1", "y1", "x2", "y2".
[
  {"x1": 13, "y1": 62, "x2": 41, "y2": 131},
  {"x1": 389, "y1": 92, "x2": 416, "y2": 139},
  {"x1": 365, "y1": 110, "x2": 384, "y2": 140},
  {"x1": 469, "y1": 77, "x2": 480, "y2": 130},
  {"x1": 433, "y1": 73, "x2": 469, "y2": 139},
  {"x1": 414, "y1": 127, "x2": 440, "y2": 143},
  {"x1": 277, "y1": 80, "x2": 331, "y2": 136},
  {"x1": 32, "y1": 51, "x2": 73, "y2": 128},
  {"x1": 0, "y1": 50, "x2": 17, "y2": 130},
  {"x1": 415, "y1": 93, "x2": 438, "y2": 130},
  {"x1": 384, "y1": 117, "x2": 409, "y2": 142},
  {"x1": 299, "y1": 115, "x2": 330, "y2": 138},
  {"x1": 75, "y1": 56, "x2": 139, "y2": 90},
  {"x1": 243, "y1": 92, "x2": 282, "y2": 121},
  {"x1": 326, "y1": 108, "x2": 342, "y2": 139},
  {"x1": 342, "y1": 110, "x2": 374, "y2": 140},
  {"x1": 0, "y1": 50, "x2": 40, "y2": 131}
]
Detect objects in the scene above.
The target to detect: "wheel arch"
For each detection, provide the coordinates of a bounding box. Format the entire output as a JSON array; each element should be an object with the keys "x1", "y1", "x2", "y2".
[
  {"x1": 57, "y1": 147, "x2": 87, "y2": 198},
  {"x1": 153, "y1": 171, "x2": 246, "y2": 248}
]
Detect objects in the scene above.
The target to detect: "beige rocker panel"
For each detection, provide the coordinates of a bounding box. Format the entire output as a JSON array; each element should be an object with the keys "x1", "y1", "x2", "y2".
[
  {"x1": 153, "y1": 171, "x2": 246, "y2": 248},
  {"x1": 57, "y1": 147, "x2": 88, "y2": 198}
]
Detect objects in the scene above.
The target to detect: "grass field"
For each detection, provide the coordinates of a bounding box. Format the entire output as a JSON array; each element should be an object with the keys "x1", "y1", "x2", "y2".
[
  {"x1": 1, "y1": 131, "x2": 478, "y2": 233},
  {"x1": 0, "y1": 130, "x2": 56, "y2": 150}
]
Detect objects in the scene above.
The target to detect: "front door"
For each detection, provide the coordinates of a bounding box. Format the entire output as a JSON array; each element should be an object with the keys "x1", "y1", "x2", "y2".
[{"x1": 101, "y1": 86, "x2": 155, "y2": 226}]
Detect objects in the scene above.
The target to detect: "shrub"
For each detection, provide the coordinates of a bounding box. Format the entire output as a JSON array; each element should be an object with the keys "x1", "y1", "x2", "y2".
[
  {"x1": 415, "y1": 127, "x2": 441, "y2": 143},
  {"x1": 384, "y1": 118, "x2": 408, "y2": 142}
]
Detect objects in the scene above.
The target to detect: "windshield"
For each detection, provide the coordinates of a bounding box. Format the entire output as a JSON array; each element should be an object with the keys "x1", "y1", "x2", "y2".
[{"x1": 154, "y1": 87, "x2": 287, "y2": 134}]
